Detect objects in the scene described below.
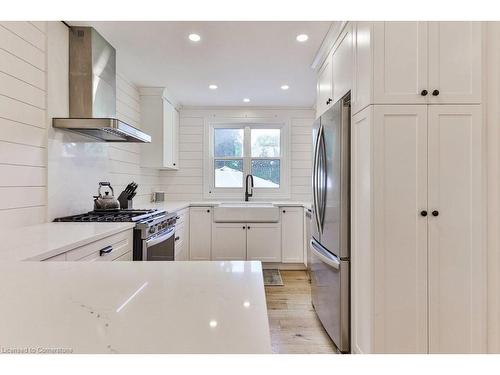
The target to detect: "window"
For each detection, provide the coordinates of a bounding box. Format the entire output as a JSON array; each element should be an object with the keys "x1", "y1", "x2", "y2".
[{"x1": 206, "y1": 123, "x2": 289, "y2": 199}]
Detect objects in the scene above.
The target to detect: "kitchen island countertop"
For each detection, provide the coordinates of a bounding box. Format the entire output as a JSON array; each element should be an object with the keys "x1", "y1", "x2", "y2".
[{"x1": 0, "y1": 260, "x2": 271, "y2": 354}]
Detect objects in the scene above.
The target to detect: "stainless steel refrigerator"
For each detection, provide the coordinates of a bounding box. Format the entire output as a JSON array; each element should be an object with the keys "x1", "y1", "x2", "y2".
[{"x1": 310, "y1": 93, "x2": 350, "y2": 353}]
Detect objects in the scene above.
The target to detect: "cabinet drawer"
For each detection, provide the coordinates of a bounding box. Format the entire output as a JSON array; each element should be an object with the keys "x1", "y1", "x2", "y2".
[
  {"x1": 66, "y1": 229, "x2": 133, "y2": 261},
  {"x1": 114, "y1": 251, "x2": 133, "y2": 261},
  {"x1": 175, "y1": 222, "x2": 186, "y2": 243},
  {"x1": 42, "y1": 252, "x2": 67, "y2": 262}
]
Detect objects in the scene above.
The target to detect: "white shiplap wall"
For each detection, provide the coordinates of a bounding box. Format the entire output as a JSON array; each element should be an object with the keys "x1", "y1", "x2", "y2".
[
  {"x1": 0, "y1": 21, "x2": 161, "y2": 224},
  {"x1": 160, "y1": 108, "x2": 314, "y2": 202},
  {"x1": 111, "y1": 73, "x2": 161, "y2": 206},
  {"x1": 0, "y1": 21, "x2": 48, "y2": 227}
]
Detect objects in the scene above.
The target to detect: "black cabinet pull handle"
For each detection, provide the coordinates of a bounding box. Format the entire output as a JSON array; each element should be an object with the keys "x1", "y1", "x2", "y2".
[
  {"x1": 175, "y1": 236, "x2": 180, "y2": 241},
  {"x1": 420, "y1": 210, "x2": 428, "y2": 217},
  {"x1": 99, "y1": 245, "x2": 113, "y2": 256},
  {"x1": 432, "y1": 210, "x2": 439, "y2": 217},
  {"x1": 421, "y1": 90, "x2": 428, "y2": 96},
  {"x1": 432, "y1": 89, "x2": 440, "y2": 96}
]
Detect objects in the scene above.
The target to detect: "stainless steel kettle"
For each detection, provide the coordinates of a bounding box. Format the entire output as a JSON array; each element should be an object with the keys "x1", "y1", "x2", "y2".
[{"x1": 94, "y1": 182, "x2": 120, "y2": 210}]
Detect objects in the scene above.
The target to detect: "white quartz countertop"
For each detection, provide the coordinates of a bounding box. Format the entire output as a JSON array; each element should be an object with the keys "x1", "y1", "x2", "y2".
[
  {"x1": 0, "y1": 222, "x2": 135, "y2": 262},
  {"x1": 144, "y1": 200, "x2": 311, "y2": 214},
  {"x1": 0, "y1": 261, "x2": 271, "y2": 354}
]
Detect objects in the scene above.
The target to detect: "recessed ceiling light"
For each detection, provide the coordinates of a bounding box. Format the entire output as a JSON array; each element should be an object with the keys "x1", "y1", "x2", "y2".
[
  {"x1": 209, "y1": 84, "x2": 218, "y2": 90},
  {"x1": 281, "y1": 85, "x2": 289, "y2": 90},
  {"x1": 296, "y1": 34, "x2": 309, "y2": 42},
  {"x1": 188, "y1": 33, "x2": 201, "y2": 42},
  {"x1": 209, "y1": 320, "x2": 218, "y2": 328},
  {"x1": 243, "y1": 98, "x2": 250, "y2": 103}
]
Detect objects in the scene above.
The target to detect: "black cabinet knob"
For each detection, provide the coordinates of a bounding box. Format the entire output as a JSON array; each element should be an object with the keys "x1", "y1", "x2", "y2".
[
  {"x1": 283, "y1": 210, "x2": 286, "y2": 213},
  {"x1": 420, "y1": 210, "x2": 428, "y2": 217},
  {"x1": 247, "y1": 226, "x2": 250, "y2": 229},
  {"x1": 421, "y1": 90, "x2": 428, "y2": 96},
  {"x1": 242, "y1": 226, "x2": 246, "y2": 229},
  {"x1": 207, "y1": 209, "x2": 210, "y2": 213},
  {"x1": 432, "y1": 89, "x2": 440, "y2": 96},
  {"x1": 432, "y1": 210, "x2": 439, "y2": 217}
]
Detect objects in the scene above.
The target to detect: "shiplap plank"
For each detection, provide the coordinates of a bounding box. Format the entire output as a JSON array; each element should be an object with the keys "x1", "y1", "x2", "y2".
[
  {"x1": 0, "y1": 186, "x2": 46, "y2": 209},
  {"x1": 0, "y1": 71, "x2": 45, "y2": 108},
  {"x1": 0, "y1": 205, "x2": 46, "y2": 227},
  {"x1": 180, "y1": 134, "x2": 203, "y2": 143},
  {"x1": 0, "y1": 141, "x2": 45, "y2": 166},
  {"x1": 179, "y1": 143, "x2": 202, "y2": 152},
  {"x1": 0, "y1": 22, "x2": 45, "y2": 51},
  {"x1": 117, "y1": 100, "x2": 140, "y2": 123},
  {"x1": 292, "y1": 126, "x2": 311, "y2": 135},
  {"x1": 0, "y1": 48, "x2": 45, "y2": 89},
  {"x1": 0, "y1": 118, "x2": 46, "y2": 147},
  {"x1": 0, "y1": 95, "x2": 45, "y2": 128},
  {"x1": 0, "y1": 164, "x2": 46, "y2": 186},
  {"x1": 0, "y1": 26, "x2": 45, "y2": 70},
  {"x1": 292, "y1": 151, "x2": 311, "y2": 161}
]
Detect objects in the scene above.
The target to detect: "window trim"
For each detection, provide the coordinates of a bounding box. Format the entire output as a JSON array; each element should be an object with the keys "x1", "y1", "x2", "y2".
[{"x1": 203, "y1": 119, "x2": 291, "y2": 200}]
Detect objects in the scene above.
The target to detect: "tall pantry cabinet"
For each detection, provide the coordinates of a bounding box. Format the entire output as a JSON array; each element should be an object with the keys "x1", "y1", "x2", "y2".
[{"x1": 350, "y1": 21, "x2": 486, "y2": 353}]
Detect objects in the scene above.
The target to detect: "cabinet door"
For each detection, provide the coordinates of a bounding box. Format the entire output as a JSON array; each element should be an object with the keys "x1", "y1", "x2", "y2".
[
  {"x1": 351, "y1": 106, "x2": 373, "y2": 354},
  {"x1": 162, "y1": 99, "x2": 175, "y2": 169},
  {"x1": 352, "y1": 22, "x2": 373, "y2": 115},
  {"x1": 246, "y1": 223, "x2": 281, "y2": 262},
  {"x1": 172, "y1": 108, "x2": 180, "y2": 169},
  {"x1": 281, "y1": 207, "x2": 304, "y2": 263},
  {"x1": 114, "y1": 251, "x2": 133, "y2": 261},
  {"x1": 212, "y1": 223, "x2": 247, "y2": 260},
  {"x1": 332, "y1": 24, "x2": 353, "y2": 105},
  {"x1": 372, "y1": 105, "x2": 428, "y2": 353},
  {"x1": 373, "y1": 22, "x2": 428, "y2": 104},
  {"x1": 428, "y1": 105, "x2": 485, "y2": 353},
  {"x1": 189, "y1": 207, "x2": 212, "y2": 260},
  {"x1": 428, "y1": 22, "x2": 481, "y2": 104},
  {"x1": 316, "y1": 51, "x2": 333, "y2": 118}
]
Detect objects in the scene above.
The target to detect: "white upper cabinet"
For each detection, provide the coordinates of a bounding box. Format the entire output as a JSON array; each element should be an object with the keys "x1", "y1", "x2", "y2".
[
  {"x1": 281, "y1": 207, "x2": 304, "y2": 263},
  {"x1": 139, "y1": 87, "x2": 179, "y2": 170},
  {"x1": 427, "y1": 22, "x2": 482, "y2": 104},
  {"x1": 351, "y1": 21, "x2": 482, "y2": 110},
  {"x1": 427, "y1": 105, "x2": 485, "y2": 353},
  {"x1": 373, "y1": 22, "x2": 429, "y2": 104},
  {"x1": 316, "y1": 50, "x2": 333, "y2": 118},
  {"x1": 331, "y1": 23, "x2": 354, "y2": 105}
]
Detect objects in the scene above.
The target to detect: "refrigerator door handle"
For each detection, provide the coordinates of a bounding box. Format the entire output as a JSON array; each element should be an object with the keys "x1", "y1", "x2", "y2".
[
  {"x1": 312, "y1": 125, "x2": 323, "y2": 235},
  {"x1": 310, "y1": 239, "x2": 340, "y2": 270},
  {"x1": 318, "y1": 128, "x2": 327, "y2": 229}
]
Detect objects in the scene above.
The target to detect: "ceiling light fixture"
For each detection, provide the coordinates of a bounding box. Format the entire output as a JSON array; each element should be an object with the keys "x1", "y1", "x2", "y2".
[
  {"x1": 243, "y1": 98, "x2": 250, "y2": 103},
  {"x1": 281, "y1": 85, "x2": 289, "y2": 90},
  {"x1": 188, "y1": 33, "x2": 201, "y2": 42},
  {"x1": 296, "y1": 34, "x2": 309, "y2": 42},
  {"x1": 209, "y1": 84, "x2": 218, "y2": 90}
]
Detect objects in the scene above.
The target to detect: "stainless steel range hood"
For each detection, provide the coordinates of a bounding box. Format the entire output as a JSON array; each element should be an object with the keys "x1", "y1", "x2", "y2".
[{"x1": 52, "y1": 27, "x2": 151, "y2": 143}]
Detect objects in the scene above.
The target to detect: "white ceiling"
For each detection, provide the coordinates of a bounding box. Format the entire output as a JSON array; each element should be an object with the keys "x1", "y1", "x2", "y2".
[{"x1": 69, "y1": 21, "x2": 331, "y2": 107}]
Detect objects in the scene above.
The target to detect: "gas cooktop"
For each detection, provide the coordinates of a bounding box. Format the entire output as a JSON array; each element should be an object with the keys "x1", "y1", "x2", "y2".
[{"x1": 54, "y1": 209, "x2": 164, "y2": 223}]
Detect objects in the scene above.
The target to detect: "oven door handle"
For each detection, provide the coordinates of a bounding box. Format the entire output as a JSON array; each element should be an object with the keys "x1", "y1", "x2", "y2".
[{"x1": 146, "y1": 228, "x2": 175, "y2": 247}]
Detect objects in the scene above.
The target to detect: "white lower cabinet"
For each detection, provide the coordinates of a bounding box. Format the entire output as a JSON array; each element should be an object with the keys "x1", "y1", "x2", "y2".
[
  {"x1": 175, "y1": 208, "x2": 189, "y2": 261},
  {"x1": 281, "y1": 207, "x2": 304, "y2": 263},
  {"x1": 212, "y1": 223, "x2": 247, "y2": 260},
  {"x1": 246, "y1": 223, "x2": 281, "y2": 262},
  {"x1": 114, "y1": 251, "x2": 133, "y2": 261},
  {"x1": 352, "y1": 104, "x2": 485, "y2": 353},
  {"x1": 189, "y1": 207, "x2": 212, "y2": 260}
]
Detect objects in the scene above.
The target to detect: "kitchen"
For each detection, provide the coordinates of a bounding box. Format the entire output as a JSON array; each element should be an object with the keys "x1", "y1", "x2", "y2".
[{"x1": 1, "y1": 1, "x2": 500, "y2": 372}]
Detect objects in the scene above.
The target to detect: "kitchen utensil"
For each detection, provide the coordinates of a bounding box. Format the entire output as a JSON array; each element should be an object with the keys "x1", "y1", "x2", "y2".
[{"x1": 94, "y1": 182, "x2": 120, "y2": 210}]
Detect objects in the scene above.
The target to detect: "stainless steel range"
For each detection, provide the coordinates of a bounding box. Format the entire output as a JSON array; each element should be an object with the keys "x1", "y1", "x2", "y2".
[{"x1": 54, "y1": 209, "x2": 177, "y2": 261}]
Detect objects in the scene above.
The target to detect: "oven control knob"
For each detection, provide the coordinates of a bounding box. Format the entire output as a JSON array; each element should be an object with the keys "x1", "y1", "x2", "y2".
[{"x1": 149, "y1": 227, "x2": 155, "y2": 234}]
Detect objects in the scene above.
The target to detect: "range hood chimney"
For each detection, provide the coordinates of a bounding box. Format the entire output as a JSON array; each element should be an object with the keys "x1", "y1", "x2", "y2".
[{"x1": 52, "y1": 27, "x2": 151, "y2": 143}]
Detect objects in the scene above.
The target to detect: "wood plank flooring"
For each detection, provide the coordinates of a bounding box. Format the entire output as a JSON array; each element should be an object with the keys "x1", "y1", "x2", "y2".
[{"x1": 264, "y1": 270, "x2": 337, "y2": 354}]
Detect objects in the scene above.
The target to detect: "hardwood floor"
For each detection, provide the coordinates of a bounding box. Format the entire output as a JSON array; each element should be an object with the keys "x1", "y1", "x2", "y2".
[{"x1": 265, "y1": 270, "x2": 337, "y2": 354}]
